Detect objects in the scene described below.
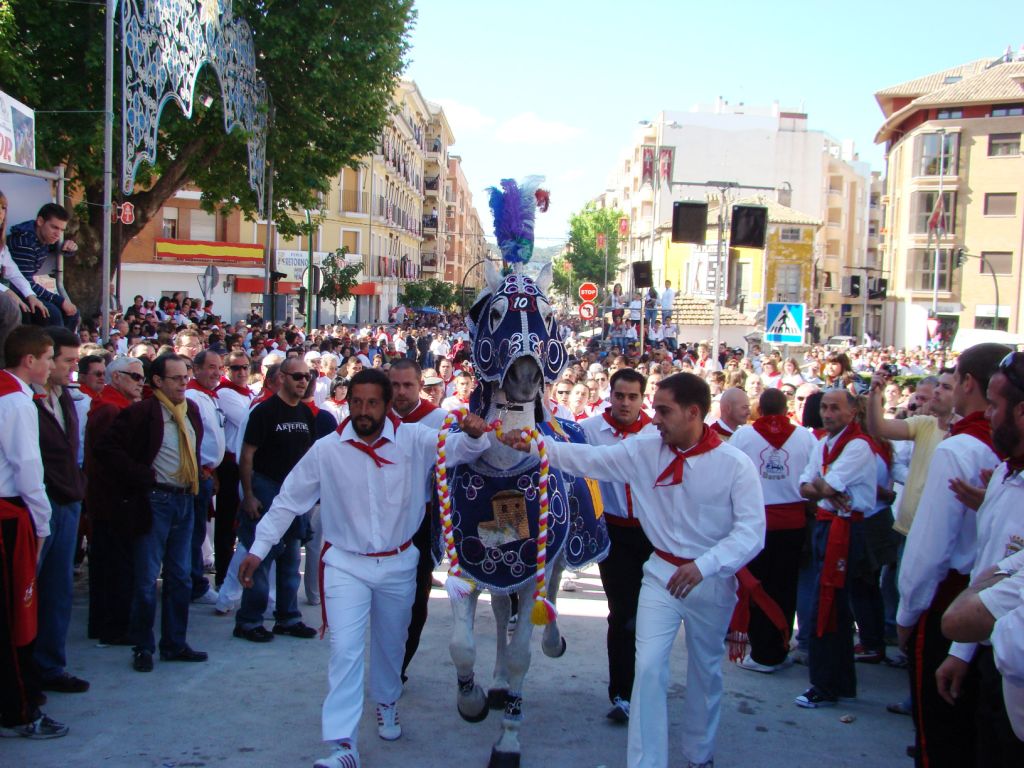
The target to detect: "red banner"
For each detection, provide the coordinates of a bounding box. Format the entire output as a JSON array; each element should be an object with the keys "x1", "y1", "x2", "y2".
[
  {"x1": 618, "y1": 217, "x2": 629, "y2": 236},
  {"x1": 659, "y1": 146, "x2": 674, "y2": 184},
  {"x1": 596, "y1": 233, "x2": 607, "y2": 249},
  {"x1": 641, "y1": 145, "x2": 655, "y2": 187}
]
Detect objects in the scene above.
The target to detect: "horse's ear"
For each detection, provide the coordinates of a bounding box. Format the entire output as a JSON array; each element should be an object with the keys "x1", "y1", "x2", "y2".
[
  {"x1": 484, "y1": 258, "x2": 503, "y2": 293},
  {"x1": 535, "y1": 261, "x2": 553, "y2": 294}
]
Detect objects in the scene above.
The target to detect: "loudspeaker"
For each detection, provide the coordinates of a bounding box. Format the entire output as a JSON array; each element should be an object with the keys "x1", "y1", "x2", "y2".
[
  {"x1": 632, "y1": 261, "x2": 653, "y2": 288},
  {"x1": 671, "y1": 201, "x2": 708, "y2": 244},
  {"x1": 730, "y1": 205, "x2": 768, "y2": 249}
]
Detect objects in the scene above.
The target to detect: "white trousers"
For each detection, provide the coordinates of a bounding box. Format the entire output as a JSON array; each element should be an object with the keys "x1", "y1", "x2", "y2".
[
  {"x1": 321, "y1": 545, "x2": 417, "y2": 743},
  {"x1": 628, "y1": 555, "x2": 737, "y2": 767},
  {"x1": 304, "y1": 504, "x2": 323, "y2": 604}
]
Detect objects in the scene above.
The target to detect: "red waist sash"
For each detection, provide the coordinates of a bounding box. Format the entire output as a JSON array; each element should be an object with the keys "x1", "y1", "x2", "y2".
[
  {"x1": 317, "y1": 538, "x2": 414, "y2": 637},
  {"x1": 766, "y1": 501, "x2": 807, "y2": 531},
  {"x1": 0, "y1": 498, "x2": 38, "y2": 646},
  {"x1": 814, "y1": 506, "x2": 864, "y2": 637}
]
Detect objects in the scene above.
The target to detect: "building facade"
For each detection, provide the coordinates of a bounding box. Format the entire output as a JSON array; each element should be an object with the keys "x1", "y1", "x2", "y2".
[
  {"x1": 444, "y1": 154, "x2": 487, "y2": 293},
  {"x1": 875, "y1": 50, "x2": 1024, "y2": 347}
]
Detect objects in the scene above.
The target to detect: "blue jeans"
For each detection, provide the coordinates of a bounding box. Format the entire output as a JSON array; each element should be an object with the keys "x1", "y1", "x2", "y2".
[
  {"x1": 235, "y1": 473, "x2": 303, "y2": 630},
  {"x1": 130, "y1": 489, "x2": 194, "y2": 655},
  {"x1": 34, "y1": 500, "x2": 82, "y2": 679},
  {"x1": 190, "y1": 476, "x2": 214, "y2": 599},
  {"x1": 644, "y1": 308, "x2": 656, "y2": 325},
  {"x1": 25, "y1": 296, "x2": 80, "y2": 332},
  {"x1": 661, "y1": 309, "x2": 672, "y2": 323}
]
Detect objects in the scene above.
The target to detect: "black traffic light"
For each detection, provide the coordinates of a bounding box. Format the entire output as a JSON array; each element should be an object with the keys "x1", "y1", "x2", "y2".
[
  {"x1": 270, "y1": 270, "x2": 287, "y2": 283},
  {"x1": 868, "y1": 277, "x2": 888, "y2": 300},
  {"x1": 956, "y1": 248, "x2": 968, "y2": 268},
  {"x1": 295, "y1": 286, "x2": 307, "y2": 314},
  {"x1": 842, "y1": 275, "x2": 861, "y2": 298}
]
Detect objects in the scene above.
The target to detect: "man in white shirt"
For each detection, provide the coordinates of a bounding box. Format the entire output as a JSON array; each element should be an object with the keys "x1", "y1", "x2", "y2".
[
  {"x1": 185, "y1": 350, "x2": 226, "y2": 606},
  {"x1": 896, "y1": 344, "x2": 1007, "y2": 765},
  {"x1": 796, "y1": 389, "x2": 877, "y2": 708},
  {"x1": 935, "y1": 349, "x2": 1024, "y2": 767},
  {"x1": 502, "y1": 372, "x2": 764, "y2": 768},
  {"x1": 214, "y1": 351, "x2": 253, "y2": 591},
  {"x1": 0, "y1": 325, "x2": 66, "y2": 739},
  {"x1": 708, "y1": 387, "x2": 749, "y2": 440},
  {"x1": 239, "y1": 369, "x2": 489, "y2": 768},
  {"x1": 580, "y1": 367, "x2": 658, "y2": 724},
  {"x1": 730, "y1": 389, "x2": 817, "y2": 673},
  {"x1": 314, "y1": 354, "x2": 340, "y2": 407},
  {"x1": 659, "y1": 280, "x2": 675, "y2": 323},
  {"x1": 441, "y1": 369, "x2": 474, "y2": 412},
  {"x1": 0, "y1": 245, "x2": 48, "y2": 367}
]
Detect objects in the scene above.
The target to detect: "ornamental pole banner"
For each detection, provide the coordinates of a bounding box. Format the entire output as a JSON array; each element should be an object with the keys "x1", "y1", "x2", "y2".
[
  {"x1": 641, "y1": 145, "x2": 655, "y2": 188},
  {"x1": 0, "y1": 90, "x2": 36, "y2": 169},
  {"x1": 122, "y1": 0, "x2": 269, "y2": 208}
]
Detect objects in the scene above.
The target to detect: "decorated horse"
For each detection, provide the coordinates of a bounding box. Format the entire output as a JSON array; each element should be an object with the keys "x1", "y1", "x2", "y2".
[{"x1": 433, "y1": 177, "x2": 609, "y2": 768}]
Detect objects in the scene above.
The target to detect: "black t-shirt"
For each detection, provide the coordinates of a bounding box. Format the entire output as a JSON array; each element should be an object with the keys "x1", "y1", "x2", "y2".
[{"x1": 244, "y1": 396, "x2": 316, "y2": 483}]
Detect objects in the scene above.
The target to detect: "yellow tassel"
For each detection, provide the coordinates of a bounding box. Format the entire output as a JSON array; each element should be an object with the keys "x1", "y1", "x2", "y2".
[{"x1": 530, "y1": 598, "x2": 556, "y2": 626}]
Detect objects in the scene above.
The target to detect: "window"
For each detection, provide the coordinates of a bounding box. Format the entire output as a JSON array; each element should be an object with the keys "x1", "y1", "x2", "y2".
[
  {"x1": 988, "y1": 133, "x2": 1021, "y2": 157},
  {"x1": 161, "y1": 207, "x2": 178, "y2": 239},
  {"x1": 975, "y1": 316, "x2": 1009, "y2": 331},
  {"x1": 189, "y1": 209, "x2": 217, "y2": 241},
  {"x1": 780, "y1": 227, "x2": 802, "y2": 242},
  {"x1": 991, "y1": 105, "x2": 1024, "y2": 117},
  {"x1": 775, "y1": 264, "x2": 801, "y2": 302},
  {"x1": 826, "y1": 239, "x2": 840, "y2": 257},
  {"x1": 936, "y1": 109, "x2": 963, "y2": 120},
  {"x1": 913, "y1": 191, "x2": 957, "y2": 234},
  {"x1": 916, "y1": 132, "x2": 959, "y2": 176},
  {"x1": 980, "y1": 251, "x2": 1013, "y2": 275},
  {"x1": 907, "y1": 248, "x2": 952, "y2": 292},
  {"x1": 828, "y1": 175, "x2": 843, "y2": 194},
  {"x1": 984, "y1": 193, "x2": 1016, "y2": 216}
]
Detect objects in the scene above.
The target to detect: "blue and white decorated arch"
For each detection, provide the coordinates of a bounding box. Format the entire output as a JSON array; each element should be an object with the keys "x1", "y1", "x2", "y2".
[{"x1": 121, "y1": 0, "x2": 268, "y2": 207}]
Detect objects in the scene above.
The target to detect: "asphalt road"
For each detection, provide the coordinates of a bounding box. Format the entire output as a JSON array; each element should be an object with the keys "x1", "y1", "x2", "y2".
[{"x1": 4, "y1": 565, "x2": 914, "y2": 768}]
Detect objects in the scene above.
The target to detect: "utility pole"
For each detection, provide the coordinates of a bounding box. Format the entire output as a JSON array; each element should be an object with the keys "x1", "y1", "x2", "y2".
[
  {"x1": 931, "y1": 128, "x2": 947, "y2": 317},
  {"x1": 100, "y1": 0, "x2": 114, "y2": 342}
]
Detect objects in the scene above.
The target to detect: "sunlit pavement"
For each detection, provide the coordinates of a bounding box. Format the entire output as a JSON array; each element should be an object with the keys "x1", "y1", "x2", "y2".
[{"x1": 4, "y1": 564, "x2": 912, "y2": 767}]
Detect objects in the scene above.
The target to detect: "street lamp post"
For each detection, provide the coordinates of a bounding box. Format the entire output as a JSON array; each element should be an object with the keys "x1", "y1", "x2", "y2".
[{"x1": 931, "y1": 128, "x2": 947, "y2": 318}]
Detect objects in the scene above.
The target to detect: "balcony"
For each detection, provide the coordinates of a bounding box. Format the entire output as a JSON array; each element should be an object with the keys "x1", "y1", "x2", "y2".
[
  {"x1": 425, "y1": 176, "x2": 439, "y2": 191},
  {"x1": 422, "y1": 215, "x2": 438, "y2": 232},
  {"x1": 421, "y1": 250, "x2": 438, "y2": 270}
]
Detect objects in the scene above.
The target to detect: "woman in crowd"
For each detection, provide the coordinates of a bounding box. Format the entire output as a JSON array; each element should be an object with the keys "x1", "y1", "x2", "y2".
[{"x1": 781, "y1": 357, "x2": 805, "y2": 387}]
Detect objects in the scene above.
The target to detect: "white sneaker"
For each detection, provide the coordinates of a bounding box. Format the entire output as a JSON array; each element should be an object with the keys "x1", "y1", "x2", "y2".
[
  {"x1": 214, "y1": 595, "x2": 238, "y2": 615},
  {"x1": 376, "y1": 702, "x2": 401, "y2": 741},
  {"x1": 561, "y1": 578, "x2": 579, "y2": 592},
  {"x1": 313, "y1": 742, "x2": 359, "y2": 768},
  {"x1": 737, "y1": 654, "x2": 779, "y2": 674},
  {"x1": 193, "y1": 587, "x2": 220, "y2": 605}
]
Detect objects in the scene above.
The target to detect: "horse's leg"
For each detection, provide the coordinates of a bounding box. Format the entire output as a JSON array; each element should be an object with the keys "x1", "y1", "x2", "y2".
[
  {"x1": 488, "y1": 583, "x2": 535, "y2": 768},
  {"x1": 541, "y1": 555, "x2": 567, "y2": 658},
  {"x1": 489, "y1": 591, "x2": 512, "y2": 709},
  {"x1": 450, "y1": 588, "x2": 488, "y2": 723}
]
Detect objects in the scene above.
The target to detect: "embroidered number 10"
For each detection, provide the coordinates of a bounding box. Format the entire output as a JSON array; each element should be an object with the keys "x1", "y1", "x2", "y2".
[{"x1": 510, "y1": 295, "x2": 535, "y2": 312}]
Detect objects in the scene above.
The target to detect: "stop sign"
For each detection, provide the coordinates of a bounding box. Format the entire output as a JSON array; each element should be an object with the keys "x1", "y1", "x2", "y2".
[{"x1": 578, "y1": 282, "x2": 598, "y2": 302}]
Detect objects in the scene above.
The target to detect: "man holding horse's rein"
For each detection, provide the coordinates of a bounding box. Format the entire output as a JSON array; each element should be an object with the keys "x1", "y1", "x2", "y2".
[
  {"x1": 501, "y1": 371, "x2": 764, "y2": 768},
  {"x1": 239, "y1": 368, "x2": 489, "y2": 768}
]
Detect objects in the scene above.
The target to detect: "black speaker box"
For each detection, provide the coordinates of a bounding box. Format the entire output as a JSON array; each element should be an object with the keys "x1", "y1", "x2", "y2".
[
  {"x1": 671, "y1": 201, "x2": 708, "y2": 244},
  {"x1": 730, "y1": 205, "x2": 768, "y2": 249},
  {"x1": 632, "y1": 261, "x2": 653, "y2": 288}
]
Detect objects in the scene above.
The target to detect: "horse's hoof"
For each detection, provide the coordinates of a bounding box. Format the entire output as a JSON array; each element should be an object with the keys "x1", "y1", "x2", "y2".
[
  {"x1": 487, "y1": 688, "x2": 509, "y2": 710},
  {"x1": 488, "y1": 748, "x2": 521, "y2": 768},
  {"x1": 542, "y1": 635, "x2": 567, "y2": 659},
  {"x1": 457, "y1": 684, "x2": 489, "y2": 724}
]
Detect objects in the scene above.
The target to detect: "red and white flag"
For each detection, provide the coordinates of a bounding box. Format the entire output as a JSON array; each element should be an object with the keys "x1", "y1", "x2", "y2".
[{"x1": 926, "y1": 194, "x2": 945, "y2": 249}]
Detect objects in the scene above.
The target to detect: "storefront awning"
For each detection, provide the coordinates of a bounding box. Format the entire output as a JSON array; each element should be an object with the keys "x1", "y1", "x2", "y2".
[
  {"x1": 155, "y1": 238, "x2": 264, "y2": 265},
  {"x1": 350, "y1": 282, "x2": 377, "y2": 296}
]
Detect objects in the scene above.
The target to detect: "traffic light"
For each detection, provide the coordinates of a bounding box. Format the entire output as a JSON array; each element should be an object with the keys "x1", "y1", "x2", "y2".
[
  {"x1": 868, "y1": 277, "x2": 888, "y2": 300},
  {"x1": 270, "y1": 270, "x2": 287, "y2": 283},
  {"x1": 295, "y1": 286, "x2": 307, "y2": 314},
  {"x1": 956, "y1": 248, "x2": 968, "y2": 268},
  {"x1": 841, "y1": 275, "x2": 861, "y2": 298}
]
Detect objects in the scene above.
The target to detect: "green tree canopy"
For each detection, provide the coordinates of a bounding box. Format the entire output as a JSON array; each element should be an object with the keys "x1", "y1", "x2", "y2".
[
  {"x1": 564, "y1": 203, "x2": 626, "y2": 301},
  {"x1": 0, "y1": 0, "x2": 415, "y2": 316},
  {"x1": 319, "y1": 247, "x2": 362, "y2": 308},
  {"x1": 399, "y1": 278, "x2": 457, "y2": 310}
]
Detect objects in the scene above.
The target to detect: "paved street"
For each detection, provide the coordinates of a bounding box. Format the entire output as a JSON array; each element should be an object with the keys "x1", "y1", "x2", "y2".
[{"x1": 6, "y1": 566, "x2": 914, "y2": 768}]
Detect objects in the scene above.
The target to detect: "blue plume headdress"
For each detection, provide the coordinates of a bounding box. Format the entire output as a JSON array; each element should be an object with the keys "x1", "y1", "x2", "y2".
[{"x1": 487, "y1": 175, "x2": 548, "y2": 266}]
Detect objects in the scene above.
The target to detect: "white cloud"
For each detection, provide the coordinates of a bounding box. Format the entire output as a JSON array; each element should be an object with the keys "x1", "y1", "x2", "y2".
[
  {"x1": 494, "y1": 112, "x2": 582, "y2": 144},
  {"x1": 435, "y1": 99, "x2": 496, "y2": 134}
]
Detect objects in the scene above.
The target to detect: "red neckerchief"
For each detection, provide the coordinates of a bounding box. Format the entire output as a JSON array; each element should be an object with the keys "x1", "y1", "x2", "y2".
[
  {"x1": 250, "y1": 389, "x2": 274, "y2": 409},
  {"x1": 752, "y1": 414, "x2": 797, "y2": 450},
  {"x1": 0, "y1": 369, "x2": 24, "y2": 397},
  {"x1": 866, "y1": 435, "x2": 893, "y2": 468},
  {"x1": 396, "y1": 400, "x2": 438, "y2": 424},
  {"x1": 949, "y1": 411, "x2": 997, "y2": 455},
  {"x1": 812, "y1": 427, "x2": 828, "y2": 440},
  {"x1": 89, "y1": 384, "x2": 133, "y2": 416},
  {"x1": 187, "y1": 379, "x2": 219, "y2": 398},
  {"x1": 336, "y1": 414, "x2": 401, "y2": 468},
  {"x1": 217, "y1": 377, "x2": 252, "y2": 397},
  {"x1": 822, "y1": 423, "x2": 867, "y2": 474},
  {"x1": 710, "y1": 420, "x2": 734, "y2": 438},
  {"x1": 304, "y1": 401, "x2": 319, "y2": 417},
  {"x1": 602, "y1": 409, "x2": 652, "y2": 437},
  {"x1": 79, "y1": 384, "x2": 100, "y2": 399},
  {"x1": 655, "y1": 426, "x2": 722, "y2": 486}
]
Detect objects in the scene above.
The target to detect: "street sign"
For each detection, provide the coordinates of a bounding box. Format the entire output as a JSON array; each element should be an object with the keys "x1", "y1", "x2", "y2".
[
  {"x1": 120, "y1": 201, "x2": 135, "y2": 225},
  {"x1": 578, "y1": 301, "x2": 596, "y2": 321},
  {"x1": 764, "y1": 302, "x2": 806, "y2": 345},
  {"x1": 578, "y1": 282, "x2": 598, "y2": 302}
]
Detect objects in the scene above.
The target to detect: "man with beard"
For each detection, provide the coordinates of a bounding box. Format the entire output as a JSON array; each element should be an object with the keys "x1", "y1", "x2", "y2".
[
  {"x1": 935, "y1": 349, "x2": 1024, "y2": 767},
  {"x1": 239, "y1": 369, "x2": 489, "y2": 768},
  {"x1": 234, "y1": 357, "x2": 317, "y2": 643},
  {"x1": 387, "y1": 360, "x2": 446, "y2": 684},
  {"x1": 896, "y1": 343, "x2": 1007, "y2": 767}
]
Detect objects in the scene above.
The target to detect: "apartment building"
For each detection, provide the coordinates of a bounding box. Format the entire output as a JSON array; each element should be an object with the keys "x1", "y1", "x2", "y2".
[
  {"x1": 875, "y1": 49, "x2": 1024, "y2": 347},
  {"x1": 444, "y1": 154, "x2": 487, "y2": 292}
]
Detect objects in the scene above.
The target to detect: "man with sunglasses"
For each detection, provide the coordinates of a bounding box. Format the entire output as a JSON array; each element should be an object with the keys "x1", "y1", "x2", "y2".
[
  {"x1": 234, "y1": 357, "x2": 318, "y2": 643},
  {"x1": 84, "y1": 356, "x2": 144, "y2": 647}
]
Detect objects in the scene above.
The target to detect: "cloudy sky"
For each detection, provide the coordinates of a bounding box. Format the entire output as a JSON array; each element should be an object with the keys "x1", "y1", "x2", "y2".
[{"x1": 406, "y1": 0, "x2": 1008, "y2": 244}]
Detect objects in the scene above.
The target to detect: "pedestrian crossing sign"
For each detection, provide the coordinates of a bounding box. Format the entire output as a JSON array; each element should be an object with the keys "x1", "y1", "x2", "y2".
[{"x1": 764, "y1": 302, "x2": 805, "y2": 345}]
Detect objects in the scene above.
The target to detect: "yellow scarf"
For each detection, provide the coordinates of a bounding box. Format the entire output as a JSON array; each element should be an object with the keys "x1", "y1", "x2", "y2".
[{"x1": 154, "y1": 390, "x2": 199, "y2": 494}]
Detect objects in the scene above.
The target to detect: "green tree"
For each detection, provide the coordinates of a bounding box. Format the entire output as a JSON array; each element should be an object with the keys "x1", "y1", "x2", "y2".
[
  {"x1": 319, "y1": 247, "x2": 362, "y2": 315},
  {"x1": 565, "y1": 203, "x2": 626, "y2": 301},
  {"x1": 0, "y1": 0, "x2": 415, "y2": 317},
  {"x1": 550, "y1": 256, "x2": 573, "y2": 302},
  {"x1": 399, "y1": 278, "x2": 457, "y2": 310}
]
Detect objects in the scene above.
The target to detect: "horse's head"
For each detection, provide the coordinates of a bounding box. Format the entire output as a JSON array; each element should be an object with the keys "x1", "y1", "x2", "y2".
[{"x1": 467, "y1": 259, "x2": 566, "y2": 404}]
